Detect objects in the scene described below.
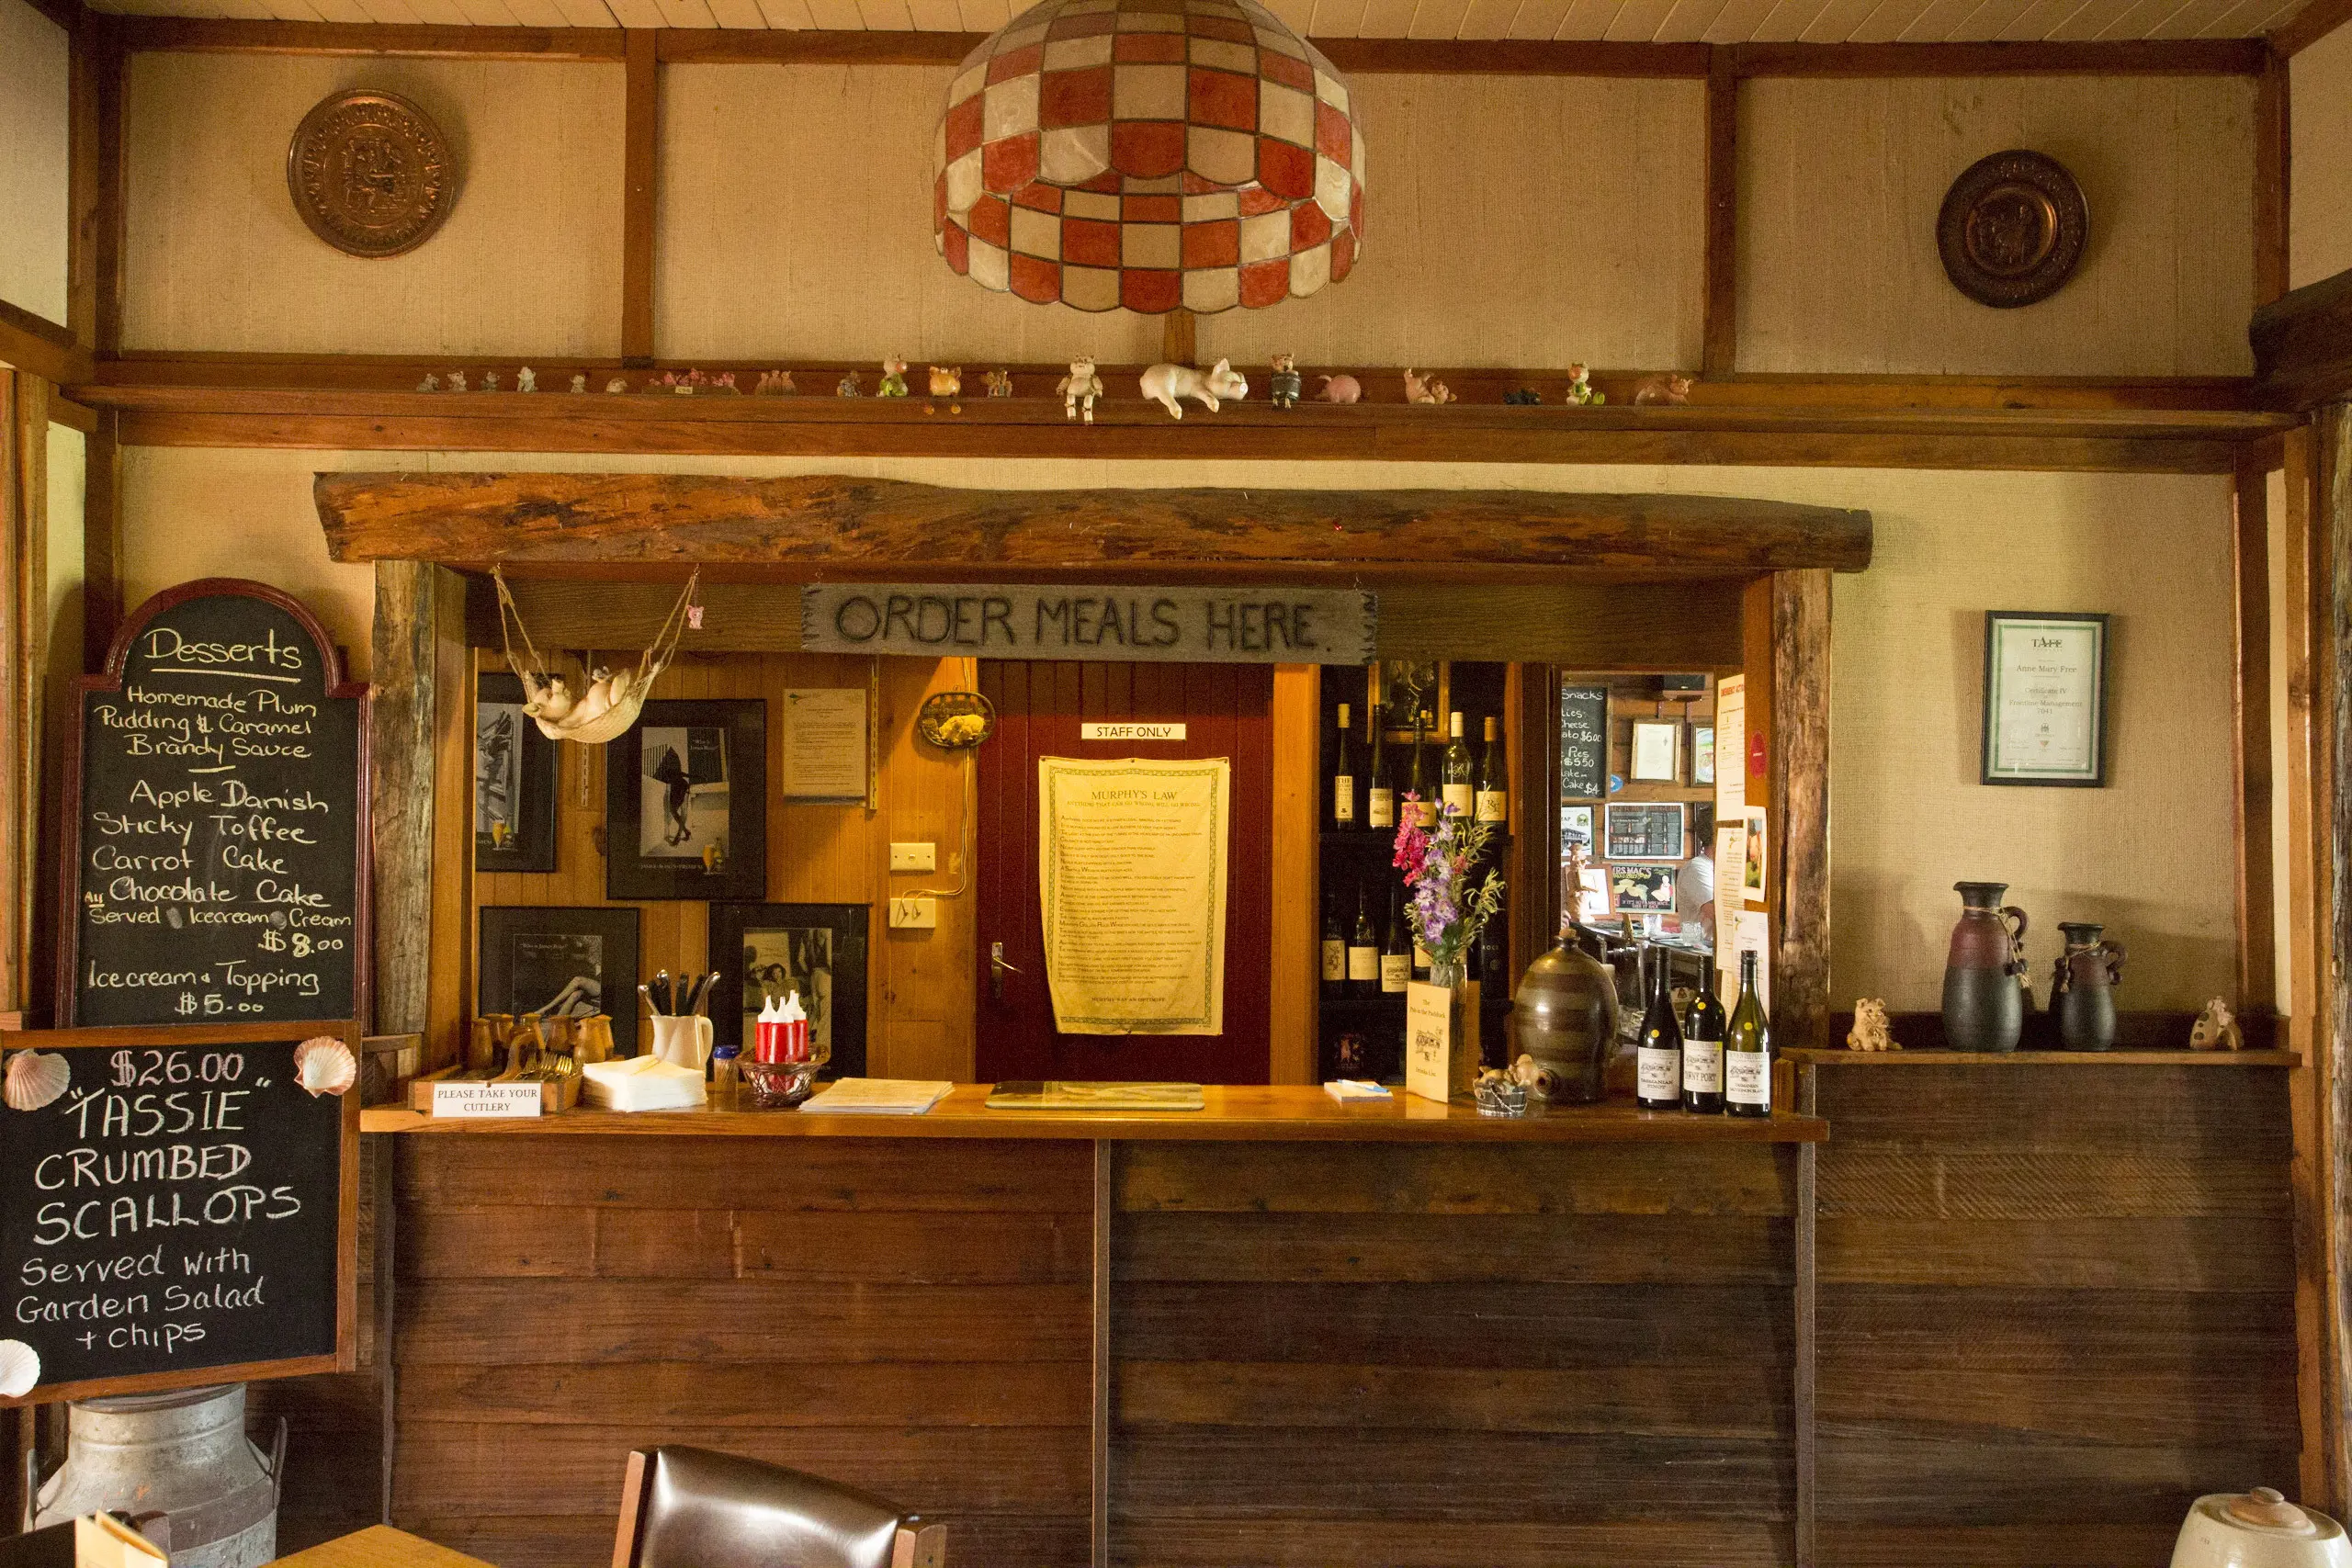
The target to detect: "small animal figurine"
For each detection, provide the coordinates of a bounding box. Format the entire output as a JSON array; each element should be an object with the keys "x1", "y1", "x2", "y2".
[
  {"x1": 838, "y1": 372, "x2": 864, "y2": 397},
  {"x1": 1141, "y1": 359, "x2": 1248, "y2": 419},
  {"x1": 481, "y1": 371, "x2": 500, "y2": 391},
  {"x1": 712, "y1": 371, "x2": 739, "y2": 394},
  {"x1": 1563, "y1": 363, "x2": 1605, "y2": 405},
  {"x1": 1316, "y1": 373, "x2": 1362, "y2": 405},
  {"x1": 570, "y1": 373, "x2": 588, "y2": 393},
  {"x1": 605, "y1": 377, "x2": 629, "y2": 393},
  {"x1": 1057, "y1": 355, "x2": 1103, "y2": 422},
  {"x1": 1402, "y1": 367, "x2": 1455, "y2": 406},
  {"x1": 1269, "y1": 354, "x2": 1303, "y2": 409},
  {"x1": 1846, "y1": 998, "x2": 1901, "y2": 1052},
  {"x1": 1504, "y1": 387, "x2": 1540, "y2": 405},
  {"x1": 2188, "y1": 997, "x2": 2246, "y2": 1051},
  {"x1": 416, "y1": 373, "x2": 440, "y2": 392},
  {"x1": 1633, "y1": 372, "x2": 1694, "y2": 406},
  {"x1": 877, "y1": 356, "x2": 909, "y2": 398},
  {"x1": 927, "y1": 366, "x2": 963, "y2": 414},
  {"x1": 516, "y1": 367, "x2": 537, "y2": 393},
  {"x1": 754, "y1": 370, "x2": 797, "y2": 396},
  {"x1": 984, "y1": 368, "x2": 1013, "y2": 398},
  {"x1": 447, "y1": 370, "x2": 468, "y2": 392}
]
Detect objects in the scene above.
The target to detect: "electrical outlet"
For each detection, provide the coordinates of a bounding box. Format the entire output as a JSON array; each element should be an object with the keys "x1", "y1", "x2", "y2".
[
  {"x1": 888, "y1": 897, "x2": 938, "y2": 930},
  {"x1": 889, "y1": 841, "x2": 937, "y2": 873}
]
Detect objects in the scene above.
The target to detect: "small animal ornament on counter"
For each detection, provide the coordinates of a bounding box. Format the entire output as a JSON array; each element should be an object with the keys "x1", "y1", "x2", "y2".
[
  {"x1": 1269, "y1": 354, "x2": 1303, "y2": 409},
  {"x1": 447, "y1": 370, "x2": 468, "y2": 392},
  {"x1": 1317, "y1": 373, "x2": 1362, "y2": 404},
  {"x1": 837, "y1": 371, "x2": 864, "y2": 397},
  {"x1": 1562, "y1": 364, "x2": 1604, "y2": 405},
  {"x1": 1504, "y1": 387, "x2": 1541, "y2": 405},
  {"x1": 570, "y1": 373, "x2": 588, "y2": 393},
  {"x1": 754, "y1": 369, "x2": 796, "y2": 395},
  {"x1": 481, "y1": 371, "x2": 501, "y2": 391},
  {"x1": 984, "y1": 368, "x2": 1014, "y2": 398},
  {"x1": 2188, "y1": 997, "x2": 2246, "y2": 1051},
  {"x1": 926, "y1": 366, "x2": 963, "y2": 413},
  {"x1": 417, "y1": 373, "x2": 440, "y2": 391},
  {"x1": 605, "y1": 377, "x2": 629, "y2": 393},
  {"x1": 1141, "y1": 359, "x2": 1247, "y2": 419},
  {"x1": 517, "y1": 367, "x2": 537, "y2": 393},
  {"x1": 877, "y1": 356, "x2": 910, "y2": 398},
  {"x1": 1633, "y1": 372, "x2": 1694, "y2": 406},
  {"x1": 1846, "y1": 998, "x2": 1901, "y2": 1052},
  {"x1": 1057, "y1": 355, "x2": 1104, "y2": 422},
  {"x1": 1402, "y1": 367, "x2": 1455, "y2": 405}
]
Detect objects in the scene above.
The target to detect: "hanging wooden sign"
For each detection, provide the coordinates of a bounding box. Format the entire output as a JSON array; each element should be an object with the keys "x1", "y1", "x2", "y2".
[{"x1": 800, "y1": 583, "x2": 1376, "y2": 664}]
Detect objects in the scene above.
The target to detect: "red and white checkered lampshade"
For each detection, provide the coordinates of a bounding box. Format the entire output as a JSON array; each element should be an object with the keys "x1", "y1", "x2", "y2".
[{"x1": 933, "y1": 0, "x2": 1366, "y2": 314}]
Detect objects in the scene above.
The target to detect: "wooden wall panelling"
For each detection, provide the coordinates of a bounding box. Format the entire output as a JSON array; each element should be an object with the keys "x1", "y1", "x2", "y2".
[
  {"x1": 2324, "y1": 401, "x2": 2352, "y2": 1515},
  {"x1": 621, "y1": 30, "x2": 656, "y2": 368},
  {"x1": 1111, "y1": 1140, "x2": 1798, "y2": 1566},
  {"x1": 2235, "y1": 450, "x2": 2278, "y2": 1014},
  {"x1": 7, "y1": 374, "x2": 47, "y2": 1021},
  {"x1": 1812, "y1": 1063, "x2": 2301, "y2": 1568},
  {"x1": 1269, "y1": 663, "x2": 1317, "y2": 1085},
  {"x1": 390, "y1": 1135, "x2": 1096, "y2": 1568},
  {"x1": 876, "y1": 654, "x2": 978, "y2": 1083},
  {"x1": 1770, "y1": 570, "x2": 1830, "y2": 1051}
]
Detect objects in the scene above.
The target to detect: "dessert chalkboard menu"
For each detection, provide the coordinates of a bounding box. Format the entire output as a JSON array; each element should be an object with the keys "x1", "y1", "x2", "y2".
[
  {"x1": 1561, "y1": 685, "x2": 1609, "y2": 800},
  {"x1": 0, "y1": 1021, "x2": 358, "y2": 1404},
  {"x1": 60, "y1": 581, "x2": 368, "y2": 1029}
]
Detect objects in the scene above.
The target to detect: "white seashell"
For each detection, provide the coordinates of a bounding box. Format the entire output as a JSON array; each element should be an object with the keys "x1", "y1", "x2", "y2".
[
  {"x1": 0, "y1": 1339, "x2": 38, "y2": 1398},
  {"x1": 294, "y1": 1036, "x2": 356, "y2": 1098},
  {"x1": 4, "y1": 1049, "x2": 69, "y2": 1112}
]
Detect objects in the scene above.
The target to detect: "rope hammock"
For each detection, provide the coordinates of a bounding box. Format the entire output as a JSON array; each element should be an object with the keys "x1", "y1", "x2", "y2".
[{"x1": 493, "y1": 566, "x2": 700, "y2": 745}]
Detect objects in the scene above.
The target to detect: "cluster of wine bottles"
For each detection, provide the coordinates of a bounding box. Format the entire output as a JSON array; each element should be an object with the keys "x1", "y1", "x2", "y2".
[
  {"x1": 1320, "y1": 879, "x2": 1425, "y2": 998},
  {"x1": 1634, "y1": 949, "x2": 1774, "y2": 1117},
  {"x1": 1329, "y1": 702, "x2": 1510, "y2": 833}
]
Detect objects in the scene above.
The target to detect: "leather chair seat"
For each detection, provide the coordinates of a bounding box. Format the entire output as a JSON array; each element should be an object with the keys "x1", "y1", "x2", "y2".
[{"x1": 614, "y1": 1446, "x2": 938, "y2": 1568}]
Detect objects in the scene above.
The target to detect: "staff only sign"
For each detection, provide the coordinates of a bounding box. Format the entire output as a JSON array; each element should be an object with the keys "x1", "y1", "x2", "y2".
[{"x1": 800, "y1": 584, "x2": 1377, "y2": 664}]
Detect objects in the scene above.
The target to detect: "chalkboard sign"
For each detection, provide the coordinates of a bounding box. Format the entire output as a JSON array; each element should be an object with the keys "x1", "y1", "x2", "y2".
[
  {"x1": 1561, "y1": 686, "x2": 1608, "y2": 800},
  {"x1": 59, "y1": 581, "x2": 369, "y2": 1029},
  {"x1": 0, "y1": 1021, "x2": 358, "y2": 1405}
]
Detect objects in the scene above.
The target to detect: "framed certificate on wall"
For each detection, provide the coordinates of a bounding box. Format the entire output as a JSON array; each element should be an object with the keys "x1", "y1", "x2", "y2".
[{"x1": 1982, "y1": 611, "x2": 2109, "y2": 787}]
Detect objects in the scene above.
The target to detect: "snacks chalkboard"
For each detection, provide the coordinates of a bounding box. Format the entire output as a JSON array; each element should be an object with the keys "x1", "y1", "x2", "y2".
[
  {"x1": 1561, "y1": 685, "x2": 1608, "y2": 800},
  {"x1": 59, "y1": 581, "x2": 369, "y2": 1030},
  {"x1": 0, "y1": 1021, "x2": 358, "y2": 1405}
]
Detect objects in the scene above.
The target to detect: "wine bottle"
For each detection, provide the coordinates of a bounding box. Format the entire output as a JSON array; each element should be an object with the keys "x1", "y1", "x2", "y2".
[
  {"x1": 1725, "y1": 950, "x2": 1772, "y2": 1117},
  {"x1": 1330, "y1": 702, "x2": 1358, "y2": 829},
  {"x1": 1347, "y1": 886, "x2": 1381, "y2": 1000},
  {"x1": 1380, "y1": 881, "x2": 1412, "y2": 995},
  {"x1": 1477, "y1": 901, "x2": 1506, "y2": 992},
  {"x1": 1408, "y1": 711, "x2": 1436, "y2": 829},
  {"x1": 1681, "y1": 967, "x2": 1727, "y2": 1115},
  {"x1": 1442, "y1": 711, "x2": 1475, "y2": 820},
  {"x1": 1320, "y1": 889, "x2": 1346, "y2": 1000},
  {"x1": 1635, "y1": 953, "x2": 1681, "y2": 1111},
  {"x1": 1366, "y1": 708, "x2": 1395, "y2": 831},
  {"x1": 1476, "y1": 716, "x2": 1509, "y2": 825}
]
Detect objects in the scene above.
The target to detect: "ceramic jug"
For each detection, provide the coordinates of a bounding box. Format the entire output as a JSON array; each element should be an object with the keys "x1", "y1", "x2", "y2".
[
  {"x1": 1511, "y1": 922, "x2": 1620, "y2": 1104},
  {"x1": 1942, "y1": 881, "x2": 2029, "y2": 1052},
  {"x1": 2050, "y1": 920, "x2": 2127, "y2": 1051}
]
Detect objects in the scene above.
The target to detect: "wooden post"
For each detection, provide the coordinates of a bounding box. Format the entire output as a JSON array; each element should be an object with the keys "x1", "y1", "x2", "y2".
[
  {"x1": 82, "y1": 408, "x2": 121, "y2": 666},
  {"x1": 1769, "y1": 569, "x2": 1830, "y2": 1051},
  {"x1": 2235, "y1": 449, "x2": 2278, "y2": 1014},
  {"x1": 1702, "y1": 47, "x2": 1739, "y2": 378},
  {"x1": 2256, "y1": 49, "x2": 2290, "y2": 310},
  {"x1": 621, "y1": 30, "x2": 659, "y2": 367},
  {"x1": 1, "y1": 373, "x2": 50, "y2": 1026},
  {"x1": 2322, "y1": 401, "x2": 2352, "y2": 1514},
  {"x1": 1160, "y1": 309, "x2": 1195, "y2": 367},
  {"x1": 1268, "y1": 663, "x2": 1317, "y2": 1084}
]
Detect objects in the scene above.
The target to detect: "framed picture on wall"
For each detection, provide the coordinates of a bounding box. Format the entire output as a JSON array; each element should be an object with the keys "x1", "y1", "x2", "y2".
[
  {"x1": 479, "y1": 906, "x2": 640, "y2": 1057},
  {"x1": 1560, "y1": 804, "x2": 1595, "y2": 850},
  {"x1": 1605, "y1": 802, "x2": 1686, "y2": 861},
  {"x1": 708, "y1": 903, "x2": 870, "y2": 1077},
  {"x1": 605, "y1": 699, "x2": 768, "y2": 900},
  {"x1": 475, "y1": 671, "x2": 559, "y2": 874},
  {"x1": 1982, "y1": 611, "x2": 2109, "y2": 786},
  {"x1": 1691, "y1": 726, "x2": 1715, "y2": 787},
  {"x1": 1609, "y1": 863, "x2": 1678, "y2": 915},
  {"x1": 1629, "y1": 719, "x2": 1680, "y2": 782}
]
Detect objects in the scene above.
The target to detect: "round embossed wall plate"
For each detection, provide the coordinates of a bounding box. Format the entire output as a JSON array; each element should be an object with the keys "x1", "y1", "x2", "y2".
[
  {"x1": 287, "y1": 90, "x2": 456, "y2": 259},
  {"x1": 1936, "y1": 149, "x2": 2088, "y2": 309}
]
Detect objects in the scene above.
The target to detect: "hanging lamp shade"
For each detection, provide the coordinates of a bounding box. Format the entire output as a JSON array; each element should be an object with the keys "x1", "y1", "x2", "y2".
[{"x1": 933, "y1": 0, "x2": 1366, "y2": 315}]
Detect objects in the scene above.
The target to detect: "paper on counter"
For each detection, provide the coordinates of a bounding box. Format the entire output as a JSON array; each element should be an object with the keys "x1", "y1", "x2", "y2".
[
  {"x1": 1324, "y1": 1079, "x2": 1391, "y2": 1101},
  {"x1": 582, "y1": 1055, "x2": 707, "y2": 1112},
  {"x1": 799, "y1": 1078, "x2": 954, "y2": 1115}
]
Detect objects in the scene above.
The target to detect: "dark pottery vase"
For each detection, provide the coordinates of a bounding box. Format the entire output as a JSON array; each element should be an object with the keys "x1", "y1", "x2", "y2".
[
  {"x1": 1512, "y1": 926, "x2": 1620, "y2": 1104},
  {"x1": 1941, "y1": 881, "x2": 2029, "y2": 1052},
  {"x1": 2049, "y1": 920, "x2": 2126, "y2": 1051}
]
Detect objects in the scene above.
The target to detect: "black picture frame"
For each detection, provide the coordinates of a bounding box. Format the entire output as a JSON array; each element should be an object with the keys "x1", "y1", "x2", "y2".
[
  {"x1": 475, "y1": 671, "x2": 559, "y2": 873},
  {"x1": 1980, "y1": 611, "x2": 2109, "y2": 788},
  {"x1": 708, "y1": 903, "x2": 870, "y2": 1077},
  {"x1": 478, "y1": 905, "x2": 641, "y2": 1056},
  {"x1": 1605, "y1": 801, "x2": 1687, "y2": 861},
  {"x1": 605, "y1": 699, "x2": 768, "y2": 900}
]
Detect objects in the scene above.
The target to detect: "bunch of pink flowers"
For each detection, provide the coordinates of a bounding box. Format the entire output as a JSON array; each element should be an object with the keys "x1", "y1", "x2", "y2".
[{"x1": 1393, "y1": 793, "x2": 1506, "y2": 972}]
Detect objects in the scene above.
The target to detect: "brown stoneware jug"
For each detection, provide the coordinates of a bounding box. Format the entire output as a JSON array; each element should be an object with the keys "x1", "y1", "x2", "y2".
[
  {"x1": 1512, "y1": 921, "x2": 1621, "y2": 1104},
  {"x1": 1942, "y1": 881, "x2": 2029, "y2": 1052},
  {"x1": 2051, "y1": 920, "x2": 2126, "y2": 1051}
]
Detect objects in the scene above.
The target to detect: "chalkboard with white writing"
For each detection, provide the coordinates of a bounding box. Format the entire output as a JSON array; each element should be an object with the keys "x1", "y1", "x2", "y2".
[
  {"x1": 1561, "y1": 686, "x2": 1609, "y2": 801},
  {"x1": 59, "y1": 581, "x2": 369, "y2": 1030},
  {"x1": 0, "y1": 1021, "x2": 358, "y2": 1405}
]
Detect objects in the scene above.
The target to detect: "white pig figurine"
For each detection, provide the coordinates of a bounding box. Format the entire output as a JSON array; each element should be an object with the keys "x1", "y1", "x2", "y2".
[{"x1": 1140, "y1": 359, "x2": 1248, "y2": 420}]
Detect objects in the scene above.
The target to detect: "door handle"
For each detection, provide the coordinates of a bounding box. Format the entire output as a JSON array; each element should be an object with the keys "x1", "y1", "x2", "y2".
[{"x1": 991, "y1": 942, "x2": 1022, "y2": 1002}]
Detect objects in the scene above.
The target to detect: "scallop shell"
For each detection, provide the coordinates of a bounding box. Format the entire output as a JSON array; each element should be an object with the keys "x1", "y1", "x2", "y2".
[
  {"x1": 294, "y1": 1036, "x2": 356, "y2": 1098},
  {"x1": 0, "y1": 1339, "x2": 38, "y2": 1398},
  {"x1": 4, "y1": 1049, "x2": 69, "y2": 1112}
]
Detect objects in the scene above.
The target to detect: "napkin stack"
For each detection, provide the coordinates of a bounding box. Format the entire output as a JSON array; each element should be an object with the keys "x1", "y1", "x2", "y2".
[{"x1": 582, "y1": 1055, "x2": 707, "y2": 1111}]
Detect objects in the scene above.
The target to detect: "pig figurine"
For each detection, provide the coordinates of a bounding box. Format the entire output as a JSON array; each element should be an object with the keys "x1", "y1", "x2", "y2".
[
  {"x1": 1317, "y1": 373, "x2": 1362, "y2": 404},
  {"x1": 1140, "y1": 359, "x2": 1247, "y2": 419},
  {"x1": 1633, "y1": 372, "x2": 1694, "y2": 406}
]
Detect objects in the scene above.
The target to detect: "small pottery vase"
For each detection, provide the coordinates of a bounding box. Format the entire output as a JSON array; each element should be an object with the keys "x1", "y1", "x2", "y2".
[
  {"x1": 1511, "y1": 925, "x2": 1619, "y2": 1104},
  {"x1": 2050, "y1": 920, "x2": 2126, "y2": 1051},
  {"x1": 1942, "y1": 881, "x2": 2030, "y2": 1052}
]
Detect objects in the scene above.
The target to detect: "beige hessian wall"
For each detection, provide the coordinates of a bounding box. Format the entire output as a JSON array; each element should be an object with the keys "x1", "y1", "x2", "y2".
[
  {"x1": 1740, "y1": 75, "x2": 2256, "y2": 377},
  {"x1": 121, "y1": 54, "x2": 626, "y2": 356},
  {"x1": 2290, "y1": 27, "x2": 2352, "y2": 290},
  {"x1": 0, "y1": 0, "x2": 71, "y2": 330},
  {"x1": 121, "y1": 447, "x2": 2239, "y2": 1012}
]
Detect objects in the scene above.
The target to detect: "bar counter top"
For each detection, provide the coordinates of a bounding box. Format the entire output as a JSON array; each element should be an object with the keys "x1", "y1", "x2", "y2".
[{"x1": 359, "y1": 1082, "x2": 1828, "y2": 1142}]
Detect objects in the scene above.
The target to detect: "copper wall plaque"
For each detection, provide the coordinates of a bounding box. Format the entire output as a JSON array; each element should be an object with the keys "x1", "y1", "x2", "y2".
[
  {"x1": 1936, "y1": 150, "x2": 2087, "y2": 309},
  {"x1": 287, "y1": 91, "x2": 455, "y2": 259}
]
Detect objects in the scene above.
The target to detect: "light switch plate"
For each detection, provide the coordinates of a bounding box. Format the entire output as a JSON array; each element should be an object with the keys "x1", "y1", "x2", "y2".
[
  {"x1": 889, "y1": 841, "x2": 937, "y2": 873},
  {"x1": 888, "y1": 897, "x2": 938, "y2": 929}
]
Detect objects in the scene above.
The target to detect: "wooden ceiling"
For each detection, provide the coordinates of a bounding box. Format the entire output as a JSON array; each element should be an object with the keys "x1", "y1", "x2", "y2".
[{"x1": 76, "y1": 0, "x2": 2323, "y2": 48}]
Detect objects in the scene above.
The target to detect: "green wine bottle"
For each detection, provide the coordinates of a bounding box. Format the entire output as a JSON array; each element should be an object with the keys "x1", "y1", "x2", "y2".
[
  {"x1": 1442, "y1": 710, "x2": 1475, "y2": 820},
  {"x1": 1408, "y1": 710, "x2": 1436, "y2": 829},
  {"x1": 1681, "y1": 969, "x2": 1727, "y2": 1115},
  {"x1": 1476, "y1": 715, "x2": 1509, "y2": 826},
  {"x1": 1635, "y1": 954, "x2": 1681, "y2": 1111},
  {"x1": 1330, "y1": 701, "x2": 1358, "y2": 829},
  {"x1": 1725, "y1": 950, "x2": 1772, "y2": 1118},
  {"x1": 1348, "y1": 885, "x2": 1381, "y2": 1000},
  {"x1": 1366, "y1": 706, "x2": 1395, "y2": 831},
  {"x1": 1380, "y1": 881, "x2": 1411, "y2": 996},
  {"x1": 1320, "y1": 889, "x2": 1346, "y2": 1000}
]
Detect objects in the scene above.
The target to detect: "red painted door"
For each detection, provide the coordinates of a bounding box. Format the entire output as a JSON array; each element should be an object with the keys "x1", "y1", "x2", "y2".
[{"x1": 975, "y1": 660, "x2": 1272, "y2": 1085}]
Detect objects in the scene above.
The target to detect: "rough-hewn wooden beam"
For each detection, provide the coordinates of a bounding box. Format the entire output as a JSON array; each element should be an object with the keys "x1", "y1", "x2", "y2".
[
  {"x1": 2254, "y1": 266, "x2": 2352, "y2": 412},
  {"x1": 1770, "y1": 567, "x2": 1831, "y2": 1054},
  {"x1": 115, "y1": 17, "x2": 628, "y2": 58},
  {"x1": 315, "y1": 472, "x2": 1871, "y2": 582}
]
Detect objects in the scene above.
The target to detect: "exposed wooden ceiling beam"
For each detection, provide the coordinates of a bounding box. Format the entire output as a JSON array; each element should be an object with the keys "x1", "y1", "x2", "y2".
[
  {"x1": 0, "y1": 300, "x2": 93, "y2": 389},
  {"x1": 2272, "y1": 0, "x2": 2352, "y2": 56},
  {"x1": 2252, "y1": 265, "x2": 2352, "y2": 412}
]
